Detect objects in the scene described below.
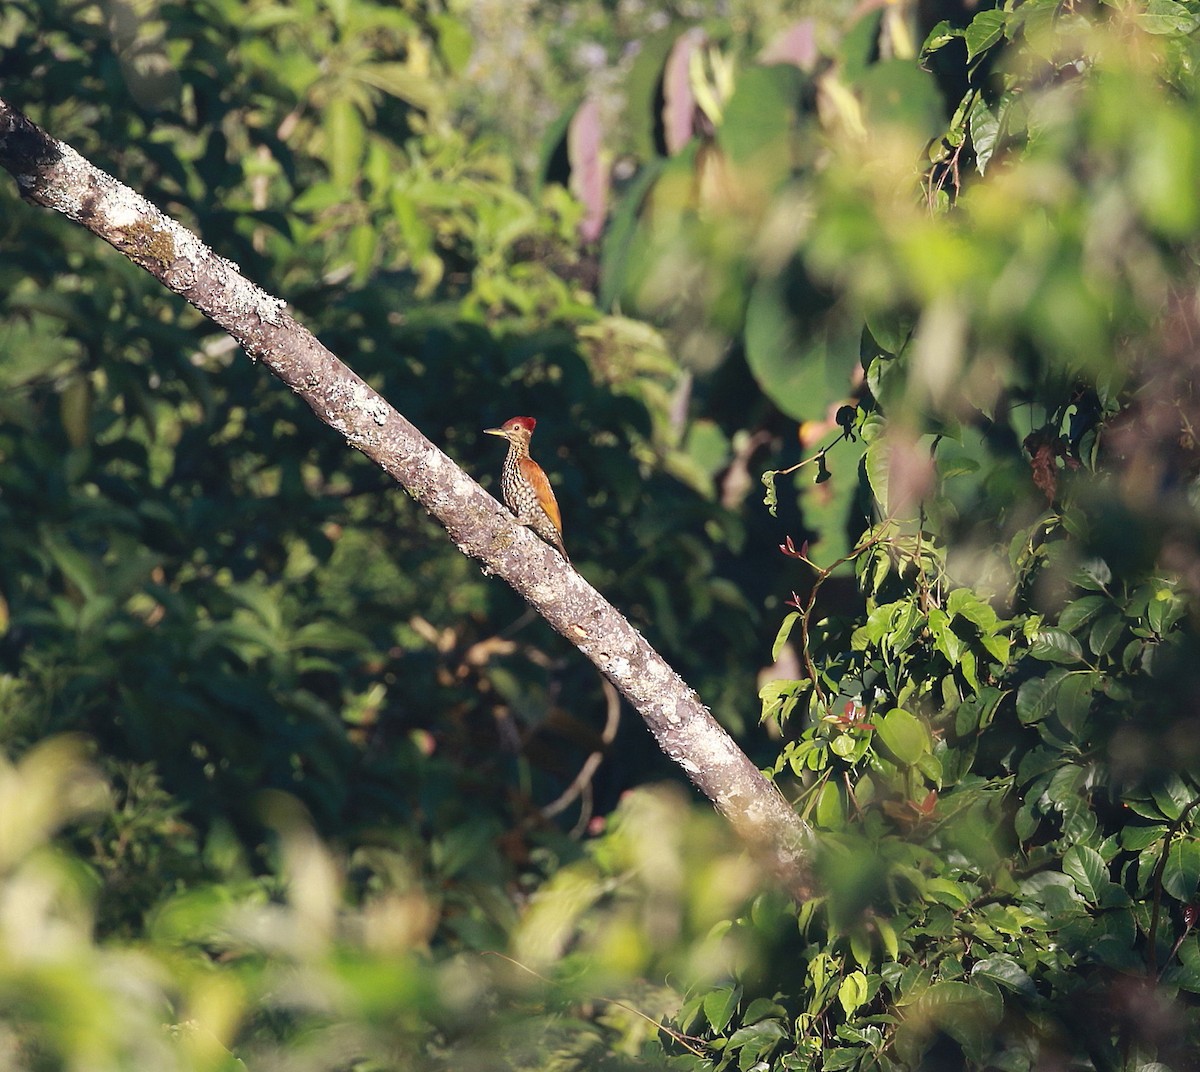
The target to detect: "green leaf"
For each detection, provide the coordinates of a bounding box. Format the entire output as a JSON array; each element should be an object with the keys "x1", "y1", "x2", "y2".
[
  {"x1": 964, "y1": 9, "x2": 1007, "y2": 64},
  {"x1": 744, "y1": 274, "x2": 861, "y2": 422},
  {"x1": 838, "y1": 970, "x2": 870, "y2": 1015},
  {"x1": 877, "y1": 708, "x2": 929, "y2": 766},
  {"x1": 1120, "y1": 824, "x2": 1168, "y2": 851},
  {"x1": 1014, "y1": 800, "x2": 1039, "y2": 842},
  {"x1": 432, "y1": 823, "x2": 500, "y2": 880},
  {"x1": 910, "y1": 980, "x2": 1003, "y2": 1061},
  {"x1": 865, "y1": 437, "x2": 891, "y2": 513},
  {"x1": 743, "y1": 996, "x2": 789, "y2": 1024},
  {"x1": 431, "y1": 12, "x2": 472, "y2": 73},
  {"x1": 920, "y1": 19, "x2": 961, "y2": 57},
  {"x1": 704, "y1": 985, "x2": 742, "y2": 1033},
  {"x1": 823, "y1": 1048, "x2": 865, "y2": 1071},
  {"x1": 1058, "y1": 594, "x2": 1108, "y2": 634},
  {"x1": 947, "y1": 587, "x2": 1000, "y2": 633},
  {"x1": 1074, "y1": 559, "x2": 1112, "y2": 591},
  {"x1": 676, "y1": 994, "x2": 705, "y2": 1035},
  {"x1": 1054, "y1": 671, "x2": 1096, "y2": 733},
  {"x1": 877, "y1": 916, "x2": 900, "y2": 960},
  {"x1": 850, "y1": 927, "x2": 872, "y2": 969},
  {"x1": 717, "y1": 64, "x2": 805, "y2": 193},
  {"x1": 1164, "y1": 839, "x2": 1200, "y2": 901},
  {"x1": 323, "y1": 95, "x2": 366, "y2": 191},
  {"x1": 1138, "y1": 0, "x2": 1200, "y2": 34},
  {"x1": 600, "y1": 156, "x2": 667, "y2": 308},
  {"x1": 1147, "y1": 586, "x2": 1177, "y2": 635},
  {"x1": 1016, "y1": 669, "x2": 1068, "y2": 724},
  {"x1": 816, "y1": 781, "x2": 845, "y2": 828},
  {"x1": 1029, "y1": 628, "x2": 1084, "y2": 664},
  {"x1": 928, "y1": 606, "x2": 966, "y2": 664},
  {"x1": 969, "y1": 98, "x2": 1001, "y2": 175},
  {"x1": 857, "y1": 60, "x2": 944, "y2": 140},
  {"x1": 1062, "y1": 844, "x2": 1107, "y2": 904},
  {"x1": 959, "y1": 649, "x2": 980, "y2": 692},
  {"x1": 293, "y1": 621, "x2": 370, "y2": 652},
  {"x1": 772, "y1": 612, "x2": 801, "y2": 661},
  {"x1": 864, "y1": 310, "x2": 914, "y2": 355},
  {"x1": 760, "y1": 679, "x2": 804, "y2": 723},
  {"x1": 831, "y1": 733, "x2": 859, "y2": 758},
  {"x1": 358, "y1": 62, "x2": 440, "y2": 111},
  {"x1": 916, "y1": 751, "x2": 943, "y2": 784},
  {"x1": 42, "y1": 532, "x2": 99, "y2": 602},
  {"x1": 1151, "y1": 776, "x2": 1193, "y2": 821},
  {"x1": 956, "y1": 688, "x2": 1004, "y2": 735},
  {"x1": 979, "y1": 631, "x2": 1011, "y2": 665},
  {"x1": 1089, "y1": 613, "x2": 1125, "y2": 657},
  {"x1": 935, "y1": 442, "x2": 980, "y2": 482},
  {"x1": 1045, "y1": 765, "x2": 1086, "y2": 810},
  {"x1": 1163, "y1": 939, "x2": 1200, "y2": 994},
  {"x1": 925, "y1": 877, "x2": 970, "y2": 908},
  {"x1": 971, "y1": 955, "x2": 1036, "y2": 996},
  {"x1": 727, "y1": 1017, "x2": 786, "y2": 1058}
]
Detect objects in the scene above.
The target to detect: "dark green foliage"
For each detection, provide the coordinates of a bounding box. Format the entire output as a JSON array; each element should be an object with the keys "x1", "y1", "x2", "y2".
[
  {"x1": 5, "y1": 0, "x2": 1200, "y2": 1069},
  {"x1": 0, "y1": 0, "x2": 774, "y2": 851}
]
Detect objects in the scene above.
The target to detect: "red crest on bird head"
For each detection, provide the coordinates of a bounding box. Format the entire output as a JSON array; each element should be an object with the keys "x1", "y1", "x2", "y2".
[{"x1": 503, "y1": 416, "x2": 536, "y2": 433}]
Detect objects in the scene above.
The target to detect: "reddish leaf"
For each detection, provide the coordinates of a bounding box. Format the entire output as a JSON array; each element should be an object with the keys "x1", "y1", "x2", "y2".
[
  {"x1": 568, "y1": 97, "x2": 609, "y2": 244},
  {"x1": 662, "y1": 28, "x2": 706, "y2": 155},
  {"x1": 759, "y1": 20, "x2": 819, "y2": 70},
  {"x1": 1024, "y1": 429, "x2": 1064, "y2": 503}
]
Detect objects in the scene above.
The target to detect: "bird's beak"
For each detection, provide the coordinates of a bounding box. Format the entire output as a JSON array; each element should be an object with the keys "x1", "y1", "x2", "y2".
[{"x1": 483, "y1": 427, "x2": 507, "y2": 438}]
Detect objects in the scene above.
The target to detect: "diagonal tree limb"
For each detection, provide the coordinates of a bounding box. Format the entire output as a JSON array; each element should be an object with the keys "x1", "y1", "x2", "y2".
[{"x1": 0, "y1": 97, "x2": 815, "y2": 899}]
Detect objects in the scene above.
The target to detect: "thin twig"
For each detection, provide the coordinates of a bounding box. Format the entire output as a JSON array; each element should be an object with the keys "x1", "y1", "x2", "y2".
[{"x1": 541, "y1": 679, "x2": 621, "y2": 824}]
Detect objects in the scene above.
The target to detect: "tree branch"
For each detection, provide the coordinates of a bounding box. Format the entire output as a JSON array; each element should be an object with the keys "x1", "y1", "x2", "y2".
[{"x1": 0, "y1": 97, "x2": 814, "y2": 898}]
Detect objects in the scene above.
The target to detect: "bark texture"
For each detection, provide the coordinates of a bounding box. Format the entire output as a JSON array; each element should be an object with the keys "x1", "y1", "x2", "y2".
[{"x1": 0, "y1": 98, "x2": 815, "y2": 899}]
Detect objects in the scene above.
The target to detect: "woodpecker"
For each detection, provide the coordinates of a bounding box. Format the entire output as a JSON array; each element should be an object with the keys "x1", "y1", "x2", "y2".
[{"x1": 484, "y1": 416, "x2": 569, "y2": 562}]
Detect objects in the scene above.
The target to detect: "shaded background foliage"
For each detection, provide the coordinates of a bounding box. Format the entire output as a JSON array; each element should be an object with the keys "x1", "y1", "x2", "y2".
[
  {"x1": 4, "y1": 0, "x2": 1200, "y2": 1069},
  {"x1": 0, "y1": 0, "x2": 787, "y2": 898}
]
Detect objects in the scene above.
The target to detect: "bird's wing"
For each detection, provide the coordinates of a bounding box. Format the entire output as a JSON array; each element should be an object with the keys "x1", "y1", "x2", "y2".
[{"x1": 518, "y1": 456, "x2": 563, "y2": 534}]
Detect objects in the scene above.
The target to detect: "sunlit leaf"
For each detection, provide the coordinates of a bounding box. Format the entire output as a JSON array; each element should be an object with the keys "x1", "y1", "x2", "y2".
[
  {"x1": 964, "y1": 10, "x2": 1006, "y2": 64},
  {"x1": 838, "y1": 970, "x2": 869, "y2": 1014},
  {"x1": 877, "y1": 708, "x2": 929, "y2": 765},
  {"x1": 772, "y1": 612, "x2": 801, "y2": 660}
]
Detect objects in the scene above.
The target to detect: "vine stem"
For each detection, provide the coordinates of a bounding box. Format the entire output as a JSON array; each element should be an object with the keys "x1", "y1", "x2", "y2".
[
  {"x1": 1147, "y1": 795, "x2": 1200, "y2": 979},
  {"x1": 782, "y1": 519, "x2": 897, "y2": 712}
]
